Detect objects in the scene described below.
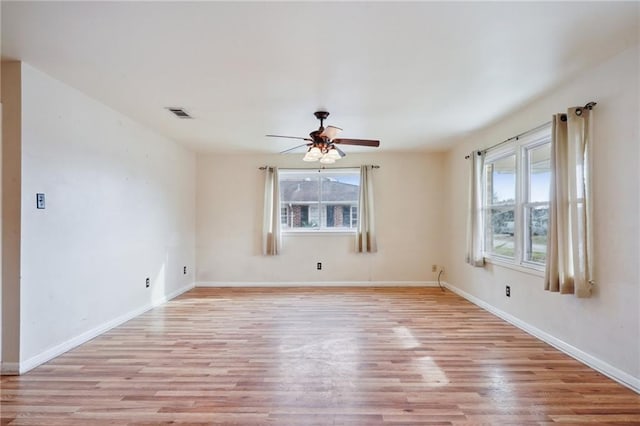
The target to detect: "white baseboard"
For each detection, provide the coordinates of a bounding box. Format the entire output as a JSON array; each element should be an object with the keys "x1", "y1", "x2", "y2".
[
  {"x1": 6, "y1": 282, "x2": 195, "y2": 375},
  {"x1": 444, "y1": 281, "x2": 640, "y2": 394},
  {"x1": 196, "y1": 281, "x2": 441, "y2": 288}
]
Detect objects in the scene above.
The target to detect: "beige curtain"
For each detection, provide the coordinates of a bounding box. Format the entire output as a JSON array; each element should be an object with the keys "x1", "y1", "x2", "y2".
[
  {"x1": 545, "y1": 107, "x2": 594, "y2": 297},
  {"x1": 356, "y1": 165, "x2": 377, "y2": 253},
  {"x1": 262, "y1": 167, "x2": 281, "y2": 256},
  {"x1": 466, "y1": 151, "x2": 485, "y2": 266}
]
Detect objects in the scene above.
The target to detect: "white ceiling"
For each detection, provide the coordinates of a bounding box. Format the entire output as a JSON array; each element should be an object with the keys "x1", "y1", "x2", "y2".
[{"x1": 2, "y1": 1, "x2": 638, "y2": 154}]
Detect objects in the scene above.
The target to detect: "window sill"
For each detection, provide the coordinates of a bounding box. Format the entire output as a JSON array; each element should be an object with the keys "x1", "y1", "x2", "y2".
[
  {"x1": 484, "y1": 256, "x2": 545, "y2": 277},
  {"x1": 283, "y1": 230, "x2": 356, "y2": 236}
]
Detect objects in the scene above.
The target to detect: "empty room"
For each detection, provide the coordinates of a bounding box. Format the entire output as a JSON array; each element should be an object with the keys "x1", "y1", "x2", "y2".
[{"x1": 1, "y1": 1, "x2": 639, "y2": 425}]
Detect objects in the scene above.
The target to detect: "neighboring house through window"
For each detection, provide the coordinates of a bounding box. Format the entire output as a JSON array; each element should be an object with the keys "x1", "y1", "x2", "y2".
[
  {"x1": 279, "y1": 169, "x2": 360, "y2": 232},
  {"x1": 483, "y1": 124, "x2": 551, "y2": 268}
]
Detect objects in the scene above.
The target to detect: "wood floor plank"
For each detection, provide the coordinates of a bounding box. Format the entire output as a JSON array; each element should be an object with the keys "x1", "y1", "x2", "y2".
[{"x1": 1, "y1": 287, "x2": 638, "y2": 425}]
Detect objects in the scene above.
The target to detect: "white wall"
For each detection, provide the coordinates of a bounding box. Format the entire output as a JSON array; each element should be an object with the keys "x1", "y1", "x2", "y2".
[
  {"x1": 444, "y1": 45, "x2": 640, "y2": 388},
  {"x1": 0, "y1": 0, "x2": 3, "y2": 365},
  {"x1": 1, "y1": 62, "x2": 22, "y2": 371},
  {"x1": 16, "y1": 63, "x2": 196, "y2": 368},
  {"x1": 196, "y1": 152, "x2": 446, "y2": 284}
]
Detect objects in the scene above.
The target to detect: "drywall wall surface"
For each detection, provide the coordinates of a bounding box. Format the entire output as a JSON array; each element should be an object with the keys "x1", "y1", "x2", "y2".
[
  {"x1": 18, "y1": 63, "x2": 196, "y2": 363},
  {"x1": 444, "y1": 44, "x2": 640, "y2": 382},
  {"x1": 1, "y1": 62, "x2": 21, "y2": 369},
  {"x1": 0, "y1": 5, "x2": 3, "y2": 368},
  {"x1": 196, "y1": 152, "x2": 446, "y2": 284}
]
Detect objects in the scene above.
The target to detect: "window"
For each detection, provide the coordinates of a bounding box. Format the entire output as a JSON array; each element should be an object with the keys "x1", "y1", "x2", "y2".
[
  {"x1": 484, "y1": 154, "x2": 516, "y2": 258},
  {"x1": 524, "y1": 143, "x2": 550, "y2": 263},
  {"x1": 350, "y1": 206, "x2": 358, "y2": 228},
  {"x1": 280, "y1": 206, "x2": 289, "y2": 226},
  {"x1": 279, "y1": 169, "x2": 360, "y2": 232},
  {"x1": 483, "y1": 125, "x2": 551, "y2": 268}
]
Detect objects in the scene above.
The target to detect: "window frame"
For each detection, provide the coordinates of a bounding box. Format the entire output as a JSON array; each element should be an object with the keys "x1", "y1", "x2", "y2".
[
  {"x1": 522, "y1": 140, "x2": 551, "y2": 267},
  {"x1": 279, "y1": 168, "x2": 360, "y2": 234},
  {"x1": 482, "y1": 124, "x2": 551, "y2": 271},
  {"x1": 483, "y1": 150, "x2": 518, "y2": 261}
]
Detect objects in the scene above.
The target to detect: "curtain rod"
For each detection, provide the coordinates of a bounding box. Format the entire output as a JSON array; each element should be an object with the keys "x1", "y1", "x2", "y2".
[
  {"x1": 465, "y1": 101, "x2": 597, "y2": 159},
  {"x1": 259, "y1": 165, "x2": 380, "y2": 170}
]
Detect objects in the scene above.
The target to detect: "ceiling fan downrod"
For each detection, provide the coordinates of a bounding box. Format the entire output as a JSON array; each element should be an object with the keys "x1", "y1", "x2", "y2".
[{"x1": 314, "y1": 110, "x2": 330, "y2": 131}]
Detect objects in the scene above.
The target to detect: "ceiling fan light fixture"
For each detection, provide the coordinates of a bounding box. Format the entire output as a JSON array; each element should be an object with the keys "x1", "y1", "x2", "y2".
[
  {"x1": 326, "y1": 147, "x2": 341, "y2": 160},
  {"x1": 303, "y1": 153, "x2": 318, "y2": 162},
  {"x1": 319, "y1": 155, "x2": 336, "y2": 164},
  {"x1": 303, "y1": 148, "x2": 318, "y2": 162},
  {"x1": 308, "y1": 146, "x2": 322, "y2": 159}
]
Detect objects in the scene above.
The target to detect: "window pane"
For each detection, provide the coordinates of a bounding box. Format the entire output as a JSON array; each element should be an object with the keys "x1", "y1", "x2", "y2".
[
  {"x1": 326, "y1": 205, "x2": 335, "y2": 227},
  {"x1": 486, "y1": 207, "x2": 515, "y2": 258},
  {"x1": 321, "y1": 176, "x2": 359, "y2": 203},
  {"x1": 280, "y1": 174, "x2": 319, "y2": 203},
  {"x1": 280, "y1": 204, "x2": 319, "y2": 229},
  {"x1": 280, "y1": 174, "x2": 320, "y2": 229},
  {"x1": 321, "y1": 174, "x2": 358, "y2": 229},
  {"x1": 488, "y1": 155, "x2": 516, "y2": 204},
  {"x1": 279, "y1": 170, "x2": 359, "y2": 231},
  {"x1": 325, "y1": 204, "x2": 355, "y2": 228},
  {"x1": 525, "y1": 205, "x2": 548, "y2": 263},
  {"x1": 528, "y1": 143, "x2": 551, "y2": 203}
]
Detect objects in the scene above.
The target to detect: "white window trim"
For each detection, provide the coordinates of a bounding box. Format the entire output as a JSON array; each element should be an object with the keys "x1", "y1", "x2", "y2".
[
  {"x1": 284, "y1": 229, "x2": 356, "y2": 236},
  {"x1": 485, "y1": 256, "x2": 545, "y2": 277},
  {"x1": 482, "y1": 124, "x2": 551, "y2": 270}
]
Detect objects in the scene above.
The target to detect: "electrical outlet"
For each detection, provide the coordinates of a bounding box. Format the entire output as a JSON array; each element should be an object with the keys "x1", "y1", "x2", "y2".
[
  {"x1": 506, "y1": 285, "x2": 511, "y2": 297},
  {"x1": 145, "y1": 278, "x2": 150, "y2": 288},
  {"x1": 36, "y1": 193, "x2": 46, "y2": 209},
  {"x1": 431, "y1": 264, "x2": 437, "y2": 272},
  {"x1": 183, "y1": 266, "x2": 187, "y2": 275},
  {"x1": 317, "y1": 262, "x2": 322, "y2": 270}
]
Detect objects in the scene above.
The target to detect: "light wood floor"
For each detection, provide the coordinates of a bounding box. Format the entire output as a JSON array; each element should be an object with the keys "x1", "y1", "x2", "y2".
[{"x1": 1, "y1": 287, "x2": 639, "y2": 425}]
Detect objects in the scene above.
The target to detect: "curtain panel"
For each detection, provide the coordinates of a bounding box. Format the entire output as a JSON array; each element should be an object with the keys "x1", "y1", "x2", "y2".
[
  {"x1": 545, "y1": 107, "x2": 594, "y2": 297},
  {"x1": 262, "y1": 166, "x2": 281, "y2": 256},
  {"x1": 356, "y1": 165, "x2": 377, "y2": 253},
  {"x1": 466, "y1": 151, "x2": 485, "y2": 267}
]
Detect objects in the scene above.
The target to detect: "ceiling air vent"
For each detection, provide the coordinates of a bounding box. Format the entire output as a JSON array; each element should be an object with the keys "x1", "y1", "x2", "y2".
[{"x1": 166, "y1": 107, "x2": 192, "y2": 119}]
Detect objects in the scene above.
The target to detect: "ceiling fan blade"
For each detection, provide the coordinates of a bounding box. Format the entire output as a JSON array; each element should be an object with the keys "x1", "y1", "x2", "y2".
[
  {"x1": 266, "y1": 134, "x2": 313, "y2": 141},
  {"x1": 279, "y1": 143, "x2": 310, "y2": 154},
  {"x1": 333, "y1": 138, "x2": 380, "y2": 147},
  {"x1": 320, "y1": 125, "x2": 342, "y2": 141},
  {"x1": 334, "y1": 146, "x2": 346, "y2": 158}
]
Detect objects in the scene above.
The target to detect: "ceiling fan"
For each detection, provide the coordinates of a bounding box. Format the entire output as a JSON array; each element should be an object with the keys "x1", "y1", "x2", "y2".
[{"x1": 266, "y1": 111, "x2": 380, "y2": 164}]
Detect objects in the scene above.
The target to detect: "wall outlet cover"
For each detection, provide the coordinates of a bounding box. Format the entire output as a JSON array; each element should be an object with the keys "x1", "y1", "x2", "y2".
[{"x1": 36, "y1": 193, "x2": 46, "y2": 209}]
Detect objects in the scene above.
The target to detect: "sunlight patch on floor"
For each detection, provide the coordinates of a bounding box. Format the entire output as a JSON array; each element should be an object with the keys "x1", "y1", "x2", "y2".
[
  {"x1": 393, "y1": 326, "x2": 420, "y2": 349},
  {"x1": 416, "y1": 356, "x2": 450, "y2": 387}
]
